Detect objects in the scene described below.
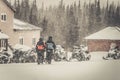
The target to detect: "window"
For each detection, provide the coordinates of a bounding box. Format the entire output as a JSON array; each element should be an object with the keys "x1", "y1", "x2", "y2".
[
  {"x1": 0, "y1": 39, "x2": 7, "y2": 51},
  {"x1": 32, "y1": 38, "x2": 36, "y2": 46},
  {"x1": 19, "y1": 37, "x2": 24, "y2": 45},
  {"x1": 1, "y1": 13, "x2": 7, "y2": 22}
]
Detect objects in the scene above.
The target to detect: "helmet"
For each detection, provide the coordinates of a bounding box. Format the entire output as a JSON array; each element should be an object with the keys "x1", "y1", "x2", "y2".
[
  {"x1": 39, "y1": 37, "x2": 43, "y2": 41},
  {"x1": 49, "y1": 36, "x2": 52, "y2": 39}
]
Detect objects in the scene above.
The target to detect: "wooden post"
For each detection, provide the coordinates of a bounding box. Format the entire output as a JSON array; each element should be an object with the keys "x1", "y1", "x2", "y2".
[
  {"x1": 6, "y1": 39, "x2": 8, "y2": 51},
  {"x1": 0, "y1": 39, "x2": 1, "y2": 50}
]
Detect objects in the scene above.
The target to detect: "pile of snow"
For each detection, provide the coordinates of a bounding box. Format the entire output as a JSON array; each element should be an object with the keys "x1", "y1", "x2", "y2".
[
  {"x1": 7, "y1": 49, "x2": 13, "y2": 58},
  {"x1": 85, "y1": 27, "x2": 120, "y2": 40},
  {"x1": 0, "y1": 32, "x2": 9, "y2": 39},
  {"x1": 90, "y1": 52, "x2": 108, "y2": 61},
  {"x1": 66, "y1": 51, "x2": 72, "y2": 61},
  {"x1": 14, "y1": 44, "x2": 31, "y2": 51},
  {"x1": 56, "y1": 45, "x2": 65, "y2": 53},
  {"x1": 56, "y1": 45, "x2": 64, "y2": 50}
]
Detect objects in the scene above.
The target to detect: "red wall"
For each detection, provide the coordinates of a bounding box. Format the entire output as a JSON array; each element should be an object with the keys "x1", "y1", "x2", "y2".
[{"x1": 87, "y1": 40, "x2": 120, "y2": 52}]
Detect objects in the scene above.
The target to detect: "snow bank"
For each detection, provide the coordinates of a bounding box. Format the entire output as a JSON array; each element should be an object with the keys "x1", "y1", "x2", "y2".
[
  {"x1": 90, "y1": 52, "x2": 108, "y2": 61},
  {"x1": 14, "y1": 44, "x2": 31, "y2": 51}
]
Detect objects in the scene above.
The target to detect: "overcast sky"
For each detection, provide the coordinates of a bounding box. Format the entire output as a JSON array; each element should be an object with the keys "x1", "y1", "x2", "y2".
[{"x1": 10, "y1": 0, "x2": 120, "y2": 9}]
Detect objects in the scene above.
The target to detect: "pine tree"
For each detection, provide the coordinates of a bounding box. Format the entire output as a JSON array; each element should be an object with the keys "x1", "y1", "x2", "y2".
[
  {"x1": 88, "y1": 3, "x2": 96, "y2": 34},
  {"x1": 104, "y1": 0, "x2": 109, "y2": 26},
  {"x1": 115, "y1": 4, "x2": 120, "y2": 26},
  {"x1": 77, "y1": 0, "x2": 83, "y2": 44},
  {"x1": 107, "y1": 2, "x2": 116, "y2": 26},
  {"x1": 95, "y1": 0, "x2": 101, "y2": 22},
  {"x1": 41, "y1": 16, "x2": 48, "y2": 37},
  {"x1": 14, "y1": 0, "x2": 21, "y2": 19},
  {"x1": 66, "y1": 5, "x2": 79, "y2": 47},
  {"x1": 94, "y1": 0, "x2": 102, "y2": 31},
  {"x1": 80, "y1": 1, "x2": 89, "y2": 44},
  {"x1": 29, "y1": 0, "x2": 38, "y2": 26},
  {"x1": 24, "y1": 0, "x2": 30, "y2": 22}
]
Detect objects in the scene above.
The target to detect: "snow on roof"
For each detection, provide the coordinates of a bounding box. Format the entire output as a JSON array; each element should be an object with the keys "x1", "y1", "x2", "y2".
[
  {"x1": 85, "y1": 27, "x2": 120, "y2": 40},
  {"x1": 14, "y1": 44, "x2": 31, "y2": 51},
  {"x1": 0, "y1": 32, "x2": 9, "y2": 39},
  {"x1": 14, "y1": 19, "x2": 41, "y2": 31}
]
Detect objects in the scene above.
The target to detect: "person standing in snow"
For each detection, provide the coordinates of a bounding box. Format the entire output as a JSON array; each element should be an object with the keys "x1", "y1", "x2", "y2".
[
  {"x1": 36, "y1": 38, "x2": 46, "y2": 64},
  {"x1": 46, "y1": 36, "x2": 56, "y2": 64}
]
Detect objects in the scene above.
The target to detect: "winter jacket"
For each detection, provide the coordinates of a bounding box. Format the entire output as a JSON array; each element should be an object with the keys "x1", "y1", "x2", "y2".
[
  {"x1": 46, "y1": 40, "x2": 56, "y2": 50},
  {"x1": 36, "y1": 41, "x2": 46, "y2": 53}
]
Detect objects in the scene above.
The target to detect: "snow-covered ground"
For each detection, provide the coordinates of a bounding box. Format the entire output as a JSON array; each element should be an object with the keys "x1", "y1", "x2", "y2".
[
  {"x1": 90, "y1": 52, "x2": 107, "y2": 61},
  {"x1": 0, "y1": 52, "x2": 120, "y2": 80}
]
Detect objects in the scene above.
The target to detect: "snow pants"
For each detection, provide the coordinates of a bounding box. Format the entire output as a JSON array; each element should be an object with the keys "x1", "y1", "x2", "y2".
[
  {"x1": 37, "y1": 51, "x2": 44, "y2": 64},
  {"x1": 46, "y1": 49, "x2": 53, "y2": 64}
]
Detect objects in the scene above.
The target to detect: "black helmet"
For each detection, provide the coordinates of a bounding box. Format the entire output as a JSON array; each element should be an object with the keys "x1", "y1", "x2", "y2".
[
  {"x1": 48, "y1": 36, "x2": 52, "y2": 41},
  {"x1": 49, "y1": 36, "x2": 52, "y2": 39},
  {"x1": 39, "y1": 37, "x2": 43, "y2": 41}
]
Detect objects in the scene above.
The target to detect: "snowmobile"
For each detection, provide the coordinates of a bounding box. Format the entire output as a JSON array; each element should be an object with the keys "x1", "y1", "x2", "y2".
[
  {"x1": 70, "y1": 51, "x2": 91, "y2": 61},
  {"x1": 0, "y1": 51, "x2": 10, "y2": 64},
  {"x1": 103, "y1": 49, "x2": 120, "y2": 60},
  {"x1": 70, "y1": 46, "x2": 91, "y2": 61},
  {"x1": 71, "y1": 52, "x2": 84, "y2": 61},
  {"x1": 12, "y1": 49, "x2": 25, "y2": 63},
  {"x1": 23, "y1": 48, "x2": 37, "y2": 63},
  {"x1": 54, "y1": 48, "x2": 67, "y2": 62},
  {"x1": 69, "y1": 46, "x2": 84, "y2": 61},
  {"x1": 79, "y1": 45, "x2": 91, "y2": 61},
  {"x1": 54, "y1": 51, "x2": 61, "y2": 61},
  {"x1": 82, "y1": 51, "x2": 91, "y2": 61}
]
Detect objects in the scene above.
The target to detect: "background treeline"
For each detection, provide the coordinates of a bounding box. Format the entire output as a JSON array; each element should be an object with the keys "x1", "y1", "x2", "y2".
[{"x1": 12, "y1": 0, "x2": 120, "y2": 50}]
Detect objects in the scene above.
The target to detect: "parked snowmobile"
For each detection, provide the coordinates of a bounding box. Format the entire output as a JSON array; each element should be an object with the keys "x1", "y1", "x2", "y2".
[
  {"x1": 80, "y1": 45, "x2": 91, "y2": 61},
  {"x1": 103, "y1": 48, "x2": 120, "y2": 60},
  {"x1": 103, "y1": 43, "x2": 120, "y2": 60},
  {"x1": 69, "y1": 46, "x2": 83, "y2": 61},
  {"x1": 69, "y1": 46, "x2": 91, "y2": 61},
  {"x1": 23, "y1": 48, "x2": 37, "y2": 63},
  {"x1": 12, "y1": 49, "x2": 24, "y2": 63},
  {"x1": 54, "y1": 45, "x2": 67, "y2": 61},
  {"x1": 54, "y1": 49, "x2": 61, "y2": 61},
  {"x1": 0, "y1": 51, "x2": 11, "y2": 64}
]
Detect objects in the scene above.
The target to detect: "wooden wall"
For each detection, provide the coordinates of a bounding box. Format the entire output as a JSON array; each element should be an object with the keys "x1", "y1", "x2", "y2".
[{"x1": 87, "y1": 40, "x2": 120, "y2": 52}]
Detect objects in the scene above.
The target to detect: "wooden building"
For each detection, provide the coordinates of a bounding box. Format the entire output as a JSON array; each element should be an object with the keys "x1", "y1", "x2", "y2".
[
  {"x1": 13, "y1": 19, "x2": 41, "y2": 47},
  {"x1": 0, "y1": 0, "x2": 41, "y2": 49},
  {"x1": 85, "y1": 27, "x2": 120, "y2": 52}
]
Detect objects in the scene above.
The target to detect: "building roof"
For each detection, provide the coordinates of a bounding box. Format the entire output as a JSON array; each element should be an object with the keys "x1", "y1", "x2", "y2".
[
  {"x1": 14, "y1": 19, "x2": 41, "y2": 31},
  {"x1": 85, "y1": 27, "x2": 120, "y2": 40},
  {"x1": 0, "y1": 32, "x2": 9, "y2": 39},
  {"x1": 3, "y1": 0, "x2": 15, "y2": 12}
]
